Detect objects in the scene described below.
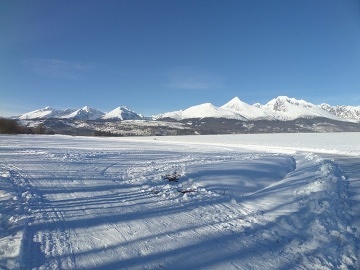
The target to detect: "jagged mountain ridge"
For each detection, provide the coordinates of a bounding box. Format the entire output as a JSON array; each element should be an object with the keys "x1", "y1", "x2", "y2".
[
  {"x1": 61, "y1": 106, "x2": 105, "y2": 120},
  {"x1": 17, "y1": 96, "x2": 360, "y2": 122},
  {"x1": 18, "y1": 106, "x2": 143, "y2": 121},
  {"x1": 320, "y1": 103, "x2": 360, "y2": 121},
  {"x1": 156, "y1": 96, "x2": 359, "y2": 122},
  {"x1": 261, "y1": 96, "x2": 342, "y2": 121}
]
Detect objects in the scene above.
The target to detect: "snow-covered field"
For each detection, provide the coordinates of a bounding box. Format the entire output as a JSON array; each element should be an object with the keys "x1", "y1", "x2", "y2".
[{"x1": 0, "y1": 133, "x2": 359, "y2": 269}]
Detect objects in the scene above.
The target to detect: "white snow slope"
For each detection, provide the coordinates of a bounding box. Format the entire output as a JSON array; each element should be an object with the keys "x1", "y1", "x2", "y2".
[{"x1": 0, "y1": 133, "x2": 359, "y2": 269}]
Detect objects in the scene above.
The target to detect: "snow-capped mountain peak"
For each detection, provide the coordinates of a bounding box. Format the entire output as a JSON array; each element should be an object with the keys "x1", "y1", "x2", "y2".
[
  {"x1": 155, "y1": 102, "x2": 247, "y2": 120},
  {"x1": 18, "y1": 105, "x2": 144, "y2": 121},
  {"x1": 61, "y1": 106, "x2": 104, "y2": 120},
  {"x1": 221, "y1": 97, "x2": 245, "y2": 110},
  {"x1": 265, "y1": 96, "x2": 313, "y2": 112},
  {"x1": 102, "y1": 106, "x2": 143, "y2": 120},
  {"x1": 155, "y1": 96, "x2": 355, "y2": 122},
  {"x1": 262, "y1": 96, "x2": 342, "y2": 121},
  {"x1": 221, "y1": 97, "x2": 272, "y2": 120},
  {"x1": 19, "y1": 106, "x2": 75, "y2": 120},
  {"x1": 17, "y1": 96, "x2": 360, "y2": 123}
]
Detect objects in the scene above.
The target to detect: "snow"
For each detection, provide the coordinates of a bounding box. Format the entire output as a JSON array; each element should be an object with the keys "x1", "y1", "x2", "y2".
[
  {"x1": 18, "y1": 107, "x2": 55, "y2": 120},
  {"x1": 262, "y1": 96, "x2": 344, "y2": 121},
  {"x1": 18, "y1": 106, "x2": 105, "y2": 121},
  {"x1": 102, "y1": 106, "x2": 143, "y2": 120},
  {"x1": 221, "y1": 96, "x2": 273, "y2": 120},
  {"x1": 321, "y1": 103, "x2": 360, "y2": 121},
  {"x1": 61, "y1": 106, "x2": 105, "y2": 120},
  {"x1": 18, "y1": 96, "x2": 360, "y2": 122},
  {"x1": 0, "y1": 133, "x2": 359, "y2": 269},
  {"x1": 156, "y1": 96, "x2": 355, "y2": 122},
  {"x1": 18, "y1": 107, "x2": 75, "y2": 120},
  {"x1": 156, "y1": 102, "x2": 247, "y2": 120}
]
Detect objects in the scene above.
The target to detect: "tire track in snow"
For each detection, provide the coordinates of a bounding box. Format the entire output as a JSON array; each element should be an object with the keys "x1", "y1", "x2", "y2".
[
  {"x1": 3, "y1": 164, "x2": 77, "y2": 270},
  {"x1": 2, "y1": 164, "x2": 44, "y2": 269}
]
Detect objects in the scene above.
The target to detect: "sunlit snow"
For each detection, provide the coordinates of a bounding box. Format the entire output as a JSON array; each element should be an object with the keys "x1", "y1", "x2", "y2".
[{"x1": 0, "y1": 133, "x2": 359, "y2": 269}]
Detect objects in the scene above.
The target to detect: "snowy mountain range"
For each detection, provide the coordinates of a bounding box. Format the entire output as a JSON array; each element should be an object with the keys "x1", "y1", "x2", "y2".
[
  {"x1": 156, "y1": 96, "x2": 360, "y2": 122},
  {"x1": 17, "y1": 96, "x2": 360, "y2": 122},
  {"x1": 19, "y1": 106, "x2": 143, "y2": 121}
]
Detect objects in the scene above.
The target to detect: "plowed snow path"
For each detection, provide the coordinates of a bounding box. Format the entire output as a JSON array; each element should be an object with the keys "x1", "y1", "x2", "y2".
[{"x1": 0, "y1": 134, "x2": 359, "y2": 269}]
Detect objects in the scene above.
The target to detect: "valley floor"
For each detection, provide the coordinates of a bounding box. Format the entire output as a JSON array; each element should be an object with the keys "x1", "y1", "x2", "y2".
[{"x1": 0, "y1": 133, "x2": 359, "y2": 269}]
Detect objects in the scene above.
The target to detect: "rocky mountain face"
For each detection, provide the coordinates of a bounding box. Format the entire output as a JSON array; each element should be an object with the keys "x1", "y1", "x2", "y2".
[{"x1": 320, "y1": 104, "x2": 360, "y2": 121}]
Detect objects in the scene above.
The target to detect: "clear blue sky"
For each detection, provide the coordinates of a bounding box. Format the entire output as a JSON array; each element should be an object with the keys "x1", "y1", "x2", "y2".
[{"x1": 1, "y1": 0, "x2": 360, "y2": 117}]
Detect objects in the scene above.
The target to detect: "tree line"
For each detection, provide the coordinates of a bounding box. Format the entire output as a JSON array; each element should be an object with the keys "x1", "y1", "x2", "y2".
[{"x1": 0, "y1": 118, "x2": 53, "y2": 135}]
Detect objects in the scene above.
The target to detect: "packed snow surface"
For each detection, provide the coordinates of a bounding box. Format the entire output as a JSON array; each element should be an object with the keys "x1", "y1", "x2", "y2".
[{"x1": 0, "y1": 133, "x2": 359, "y2": 269}]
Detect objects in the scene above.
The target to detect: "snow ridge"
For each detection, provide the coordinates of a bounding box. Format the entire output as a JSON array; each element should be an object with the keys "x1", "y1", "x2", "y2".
[
  {"x1": 291, "y1": 155, "x2": 357, "y2": 268},
  {"x1": 238, "y1": 153, "x2": 358, "y2": 269}
]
